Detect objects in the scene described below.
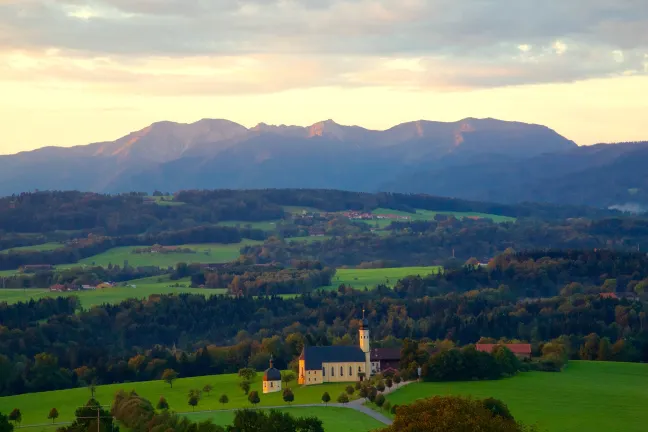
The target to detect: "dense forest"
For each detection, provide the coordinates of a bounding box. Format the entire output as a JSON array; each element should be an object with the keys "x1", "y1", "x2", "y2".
[{"x1": 1, "y1": 250, "x2": 647, "y2": 396}]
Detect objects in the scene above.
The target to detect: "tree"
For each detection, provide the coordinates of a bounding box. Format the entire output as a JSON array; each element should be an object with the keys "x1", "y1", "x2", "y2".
[
  {"x1": 394, "y1": 375, "x2": 402, "y2": 387},
  {"x1": 188, "y1": 395, "x2": 199, "y2": 411},
  {"x1": 157, "y1": 396, "x2": 169, "y2": 410},
  {"x1": 482, "y1": 397, "x2": 514, "y2": 420},
  {"x1": 337, "y1": 393, "x2": 349, "y2": 404},
  {"x1": 377, "y1": 396, "x2": 535, "y2": 432},
  {"x1": 219, "y1": 394, "x2": 229, "y2": 407},
  {"x1": 281, "y1": 371, "x2": 296, "y2": 388},
  {"x1": 162, "y1": 369, "x2": 178, "y2": 388},
  {"x1": 7, "y1": 410, "x2": 20, "y2": 428},
  {"x1": 282, "y1": 388, "x2": 294, "y2": 404},
  {"x1": 189, "y1": 389, "x2": 201, "y2": 399},
  {"x1": 48, "y1": 408, "x2": 59, "y2": 424},
  {"x1": 384, "y1": 401, "x2": 392, "y2": 413},
  {"x1": 376, "y1": 380, "x2": 386, "y2": 392},
  {"x1": 0, "y1": 412, "x2": 12, "y2": 432},
  {"x1": 358, "y1": 387, "x2": 368, "y2": 400},
  {"x1": 321, "y1": 392, "x2": 331, "y2": 406},
  {"x1": 385, "y1": 377, "x2": 393, "y2": 390},
  {"x1": 375, "y1": 394, "x2": 386, "y2": 408},
  {"x1": 88, "y1": 380, "x2": 97, "y2": 398},
  {"x1": 368, "y1": 386, "x2": 378, "y2": 402},
  {"x1": 345, "y1": 385, "x2": 355, "y2": 395},
  {"x1": 598, "y1": 337, "x2": 612, "y2": 361},
  {"x1": 238, "y1": 368, "x2": 257, "y2": 381},
  {"x1": 203, "y1": 384, "x2": 213, "y2": 396},
  {"x1": 248, "y1": 391, "x2": 260, "y2": 406},
  {"x1": 240, "y1": 380, "x2": 251, "y2": 395}
]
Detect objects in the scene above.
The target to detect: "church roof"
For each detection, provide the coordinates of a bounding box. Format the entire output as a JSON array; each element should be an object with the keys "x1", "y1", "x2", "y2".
[
  {"x1": 301, "y1": 346, "x2": 366, "y2": 370},
  {"x1": 263, "y1": 367, "x2": 281, "y2": 381}
]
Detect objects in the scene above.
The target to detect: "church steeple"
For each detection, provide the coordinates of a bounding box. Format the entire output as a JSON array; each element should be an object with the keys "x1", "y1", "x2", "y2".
[{"x1": 359, "y1": 307, "x2": 371, "y2": 376}]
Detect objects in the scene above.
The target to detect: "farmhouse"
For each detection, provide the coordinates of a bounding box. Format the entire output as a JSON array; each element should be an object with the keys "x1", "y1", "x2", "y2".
[
  {"x1": 370, "y1": 348, "x2": 401, "y2": 374},
  {"x1": 298, "y1": 313, "x2": 371, "y2": 385},
  {"x1": 476, "y1": 343, "x2": 532, "y2": 359}
]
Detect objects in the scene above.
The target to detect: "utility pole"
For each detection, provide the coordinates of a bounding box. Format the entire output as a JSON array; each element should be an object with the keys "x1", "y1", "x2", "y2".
[{"x1": 76, "y1": 405, "x2": 113, "y2": 432}]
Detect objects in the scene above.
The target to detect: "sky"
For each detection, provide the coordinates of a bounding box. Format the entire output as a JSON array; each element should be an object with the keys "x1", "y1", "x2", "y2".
[{"x1": 1, "y1": 0, "x2": 647, "y2": 154}]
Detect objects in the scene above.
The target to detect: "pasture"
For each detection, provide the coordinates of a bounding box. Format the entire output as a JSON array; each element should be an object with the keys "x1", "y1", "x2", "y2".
[
  {"x1": 0, "y1": 372, "x2": 360, "y2": 428},
  {"x1": 372, "y1": 208, "x2": 516, "y2": 224},
  {"x1": 386, "y1": 361, "x2": 648, "y2": 432},
  {"x1": 0, "y1": 276, "x2": 227, "y2": 308},
  {"x1": 186, "y1": 407, "x2": 383, "y2": 432},
  {"x1": 327, "y1": 266, "x2": 442, "y2": 290},
  {"x1": 0, "y1": 242, "x2": 65, "y2": 254},
  {"x1": 77, "y1": 241, "x2": 261, "y2": 268}
]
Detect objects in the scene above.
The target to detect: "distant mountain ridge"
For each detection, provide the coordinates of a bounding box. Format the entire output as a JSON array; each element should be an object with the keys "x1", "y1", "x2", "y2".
[{"x1": 1, "y1": 117, "x2": 646, "y2": 209}]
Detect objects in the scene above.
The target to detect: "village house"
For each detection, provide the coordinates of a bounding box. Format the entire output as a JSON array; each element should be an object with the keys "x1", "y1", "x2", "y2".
[
  {"x1": 262, "y1": 357, "x2": 282, "y2": 394},
  {"x1": 476, "y1": 343, "x2": 532, "y2": 360}
]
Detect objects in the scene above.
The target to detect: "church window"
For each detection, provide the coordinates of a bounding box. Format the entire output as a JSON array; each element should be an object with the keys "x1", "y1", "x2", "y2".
[
  {"x1": 323, "y1": 367, "x2": 326, "y2": 377},
  {"x1": 340, "y1": 366, "x2": 344, "y2": 376},
  {"x1": 349, "y1": 366, "x2": 353, "y2": 375},
  {"x1": 270, "y1": 382, "x2": 273, "y2": 387},
  {"x1": 331, "y1": 367, "x2": 335, "y2": 377}
]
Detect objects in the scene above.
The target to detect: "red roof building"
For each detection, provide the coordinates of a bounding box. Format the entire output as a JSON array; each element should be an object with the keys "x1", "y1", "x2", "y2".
[{"x1": 476, "y1": 343, "x2": 532, "y2": 359}]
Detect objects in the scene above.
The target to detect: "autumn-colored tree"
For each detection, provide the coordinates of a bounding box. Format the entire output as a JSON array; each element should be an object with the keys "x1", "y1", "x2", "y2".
[
  {"x1": 248, "y1": 391, "x2": 260, "y2": 406},
  {"x1": 48, "y1": 408, "x2": 59, "y2": 424},
  {"x1": 203, "y1": 384, "x2": 213, "y2": 396},
  {"x1": 157, "y1": 396, "x2": 169, "y2": 410},
  {"x1": 161, "y1": 369, "x2": 178, "y2": 388},
  {"x1": 8, "y1": 410, "x2": 20, "y2": 428},
  {"x1": 337, "y1": 393, "x2": 349, "y2": 404},
  {"x1": 377, "y1": 396, "x2": 536, "y2": 432},
  {"x1": 321, "y1": 392, "x2": 331, "y2": 406}
]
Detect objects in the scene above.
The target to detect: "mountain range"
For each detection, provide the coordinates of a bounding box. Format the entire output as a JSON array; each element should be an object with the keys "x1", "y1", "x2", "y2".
[{"x1": 2, "y1": 117, "x2": 647, "y2": 209}]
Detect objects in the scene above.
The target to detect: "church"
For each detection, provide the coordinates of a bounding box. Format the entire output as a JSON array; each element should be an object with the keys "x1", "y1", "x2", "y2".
[{"x1": 298, "y1": 313, "x2": 372, "y2": 385}]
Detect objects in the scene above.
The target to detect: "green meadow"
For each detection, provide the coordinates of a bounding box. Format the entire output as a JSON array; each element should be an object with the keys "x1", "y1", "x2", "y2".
[
  {"x1": 186, "y1": 407, "x2": 383, "y2": 432},
  {"x1": 386, "y1": 361, "x2": 648, "y2": 432},
  {"x1": 77, "y1": 241, "x2": 261, "y2": 268},
  {"x1": 0, "y1": 276, "x2": 227, "y2": 308},
  {"x1": 0, "y1": 372, "x2": 361, "y2": 428},
  {"x1": 0, "y1": 242, "x2": 65, "y2": 254},
  {"x1": 372, "y1": 208, "x2": 516, "y2": 224},
  {"x1": 327, "y1": 266, "x2": 442, "y2": 290}
]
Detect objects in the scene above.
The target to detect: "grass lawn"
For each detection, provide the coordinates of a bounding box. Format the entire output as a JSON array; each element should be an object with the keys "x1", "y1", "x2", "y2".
[
  {"x1": 77, "y1": 241, "x2": 261, "y2": 268},
  {"x1": 386, "y1": 361, "x2": 648, "y2": 432},
  {"x1": 186, "y1": 407, "x2": 383, "y2": 432},
  {"x1": 0, "y1": 242, "x2": 65, "y2": 254},
  {"x1": 325, "y1": 266, "x2": 442, "y2": 290},
  {"x1": 373, "y1": 208, "x2": 516, "y2": 224},
  {"x1": 0, "y1": 373, "x2": 360, "y2": 427},
  {"x1": 0, "y1": 276, "x2": 227, "y2": 308},
  {"x1": 217, "y1": 221, "x2": 281, "y2": 231}
]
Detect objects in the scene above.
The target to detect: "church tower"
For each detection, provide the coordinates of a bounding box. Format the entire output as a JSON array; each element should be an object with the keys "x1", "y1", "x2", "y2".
[{"x1": 359, "y1": 309, "x2": 371, "y2": 376}]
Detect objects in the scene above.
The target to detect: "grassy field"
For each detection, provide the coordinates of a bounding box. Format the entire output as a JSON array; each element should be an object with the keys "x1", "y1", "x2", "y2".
[
  {"x1": 0, "y1": 372, "x2": 361, "y2": 427},
  {"x1": 372, "y1": 208, "x2": 516, "y2": 224},
  {"x1": 0, "y1": 242, "x2": 65, "y2": 254},
  {"x1": 77, "y1": 241, "x2": 261, "y2": 268},
  {"x1": 0, "y1": 276, "x2": 227, "y2": 307},
  {"x1": 186, "y1": 407, "x2": 383, "y2": 432},
  {"x1": 326, "y1": 267, "x2": 442, "y2": 290},
  {"x1": 217, "y1": 220, "x2": 281, "y2": 231},
  {"x1": 387, "y1": 361, "x2": 648, "y2": 432}
]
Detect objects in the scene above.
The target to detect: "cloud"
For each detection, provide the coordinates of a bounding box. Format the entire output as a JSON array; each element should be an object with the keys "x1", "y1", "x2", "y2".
[{"x1": 0, "y1": 0, "x2": 647, "y2": 94}]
